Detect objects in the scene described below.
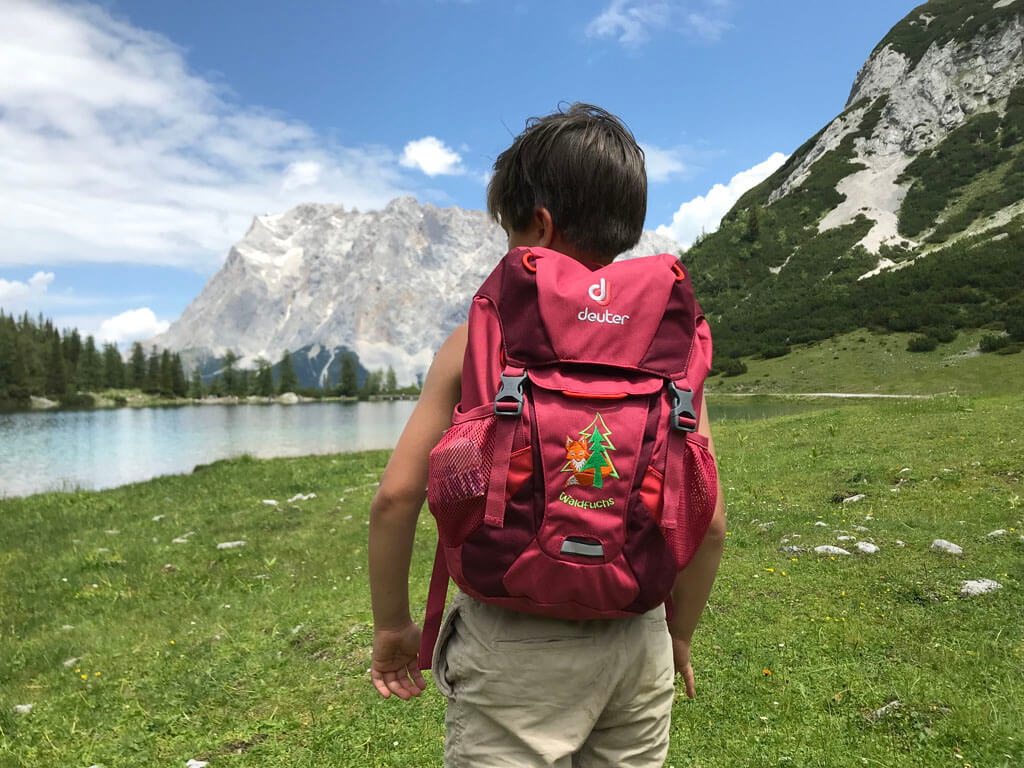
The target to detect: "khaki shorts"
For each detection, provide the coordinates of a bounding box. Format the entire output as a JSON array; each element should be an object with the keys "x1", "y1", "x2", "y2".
[{"x1": 431, "y1": 591, "x2": 675, "y2": 767}]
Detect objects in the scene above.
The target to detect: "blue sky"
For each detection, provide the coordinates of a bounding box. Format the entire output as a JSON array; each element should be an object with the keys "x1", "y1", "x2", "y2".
[{"x1": 0, "y1": 0, "x2": 919, "y2": 345}]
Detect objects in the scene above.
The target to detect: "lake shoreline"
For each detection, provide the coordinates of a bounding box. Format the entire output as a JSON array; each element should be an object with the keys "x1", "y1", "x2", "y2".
[{"x1": 2, "y1": 390, "x2": 419, "y2": 414}]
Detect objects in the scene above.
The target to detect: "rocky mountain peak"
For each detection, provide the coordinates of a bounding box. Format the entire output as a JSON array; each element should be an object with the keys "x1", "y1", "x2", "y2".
[{"x1": 151, "y1": 199, "x2": 680, "y2": 385}]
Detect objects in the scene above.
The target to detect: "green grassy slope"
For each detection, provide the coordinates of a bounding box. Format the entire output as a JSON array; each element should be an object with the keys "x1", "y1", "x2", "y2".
[
  {"x1": 2, "y1": 396, "x2": 1021, "y2": 767},
  {"x1": 706, "y1": 328, "x2": 1024, "y2": 396}
]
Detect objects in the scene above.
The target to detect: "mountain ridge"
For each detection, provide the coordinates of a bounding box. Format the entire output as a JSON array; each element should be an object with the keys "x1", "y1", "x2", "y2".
[
  {"x1": 686, "y1": 0, "x2": 1024, "y2": 362},
  {"x1": 151, "y1": 198, "x2": 680, "y2": 384}
]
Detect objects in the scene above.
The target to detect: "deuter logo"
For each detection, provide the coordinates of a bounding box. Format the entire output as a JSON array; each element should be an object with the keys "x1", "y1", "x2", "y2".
[
  {"x1": 588, "y1": 278, "x2": 611, "y2": 305},
  {"x1": 577, "y1": 276, "x2": 628, "y2": 325},
  {"x1": 577, "y1": 308, "x2": 629, "y2": 325}
]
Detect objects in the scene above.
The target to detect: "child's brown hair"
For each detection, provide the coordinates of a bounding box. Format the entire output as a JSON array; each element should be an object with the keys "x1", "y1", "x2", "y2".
[{"x1": 487, "y1": 103, "x2": 647, "y2": 260}]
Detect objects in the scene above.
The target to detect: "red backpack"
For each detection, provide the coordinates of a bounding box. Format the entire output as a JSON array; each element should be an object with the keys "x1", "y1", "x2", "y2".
[{"x1": 419, "y1": 246, "x2": 718, "y2": 668}]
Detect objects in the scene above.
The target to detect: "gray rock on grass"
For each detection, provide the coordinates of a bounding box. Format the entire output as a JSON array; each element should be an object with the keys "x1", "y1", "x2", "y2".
[
  {"x1": 842, "y1": 494, "x2": 866, "y2": 503},
  {"x1": 987, "y1": 529, "x2": 1008, "y2": 537},
  {"x1": 216, "y1": 540, "x2": 247, "y2": 550},
  {"x1": 814, "y1": 545, "x2": 851, "y2": 556},
  {"x1": 13, "y1": 704, "x2": 32, "y2": 715},
  {"x1": 931, "y1": 539, "x2": 963, "y2": 555},
  {"x1": 960, "y1": 579, "x2": 1002, "y2": 597},
  {"x1": 868, "y1": 700, "x2": 901, "y2": 720},
  {"x1": 855, "y1": 541, "x2": 879, "y2": 554}
]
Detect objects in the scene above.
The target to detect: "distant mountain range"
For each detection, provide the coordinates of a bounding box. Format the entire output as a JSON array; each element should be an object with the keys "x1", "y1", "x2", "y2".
[
  {"x1": 686, "y1": 0, "x2": 1024, "y2": 360},
  {"x1": 151, "y1": 199, "x2": 679, "y2": 386}
]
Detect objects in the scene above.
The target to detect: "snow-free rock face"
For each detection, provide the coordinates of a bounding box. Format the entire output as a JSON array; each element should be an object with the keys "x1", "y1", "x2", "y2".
[
  {"x1": 770, "y1": 5, "x2": 1024, "y2": 259},
  {"x1": 150, "y1": 199, "x2": 680, "y2": 384}
]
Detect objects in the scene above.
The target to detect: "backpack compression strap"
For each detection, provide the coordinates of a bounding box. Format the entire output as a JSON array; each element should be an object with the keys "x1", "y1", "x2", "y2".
[
  {"x1": 418, "y1": 538, "x2": 450, "y2": 670},
  {"x1": 484, "y1": 365, "x2": 526, "y2": 528},
  {"x1": 662, "y1": 379, "x2": 698, "y2": 534}
]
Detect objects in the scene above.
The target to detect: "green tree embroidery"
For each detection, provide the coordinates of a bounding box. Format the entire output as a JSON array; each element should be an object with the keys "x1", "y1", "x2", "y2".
[{"x1": 579, "y1": 413, "x2": 617, "y2": 489}]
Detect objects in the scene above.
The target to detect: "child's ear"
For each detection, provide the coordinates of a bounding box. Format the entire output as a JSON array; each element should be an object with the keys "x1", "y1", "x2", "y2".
[{"x1": 532, "y1": 206, "x2": 555, "y2": 248}]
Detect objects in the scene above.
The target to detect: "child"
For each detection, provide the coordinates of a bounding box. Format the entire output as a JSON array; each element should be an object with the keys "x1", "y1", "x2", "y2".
[{"x1": 369, "y1": 103, "x2": 726, "y2": 767}]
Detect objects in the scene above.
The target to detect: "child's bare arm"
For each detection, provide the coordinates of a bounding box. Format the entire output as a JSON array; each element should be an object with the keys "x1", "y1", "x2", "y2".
[
  {"x1": 368, "y1": 323, "x2": 466, "y2": 699},
  {"x1": 666, "y1": 396, "x2": 727, "y2": 697}
]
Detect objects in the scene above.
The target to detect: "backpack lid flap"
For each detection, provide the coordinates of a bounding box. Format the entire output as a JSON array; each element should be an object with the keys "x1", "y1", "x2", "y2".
[
  {"x1": 527, "y1": 367, "x2": 663, "y2": 397},
  {"x1": 530, "y1": 249, "x2": 676, "y2": 368},
  {"x1": 480, "y1": 247, "x2": 700, "y2": 377}
]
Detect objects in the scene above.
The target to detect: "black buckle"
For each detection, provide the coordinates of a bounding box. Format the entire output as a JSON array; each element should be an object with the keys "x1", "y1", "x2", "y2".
[
  {"x1": 669, "y1": 382, "x2": 697, "y2": 432},
  {"x1": 494, "y1": 371, "x2": 528, "y2": 416}
]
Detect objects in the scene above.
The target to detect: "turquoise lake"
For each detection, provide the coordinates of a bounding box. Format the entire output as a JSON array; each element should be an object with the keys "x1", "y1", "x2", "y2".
[{"x1": 0, "y1": 396, "x2": 847, "y2": 497}]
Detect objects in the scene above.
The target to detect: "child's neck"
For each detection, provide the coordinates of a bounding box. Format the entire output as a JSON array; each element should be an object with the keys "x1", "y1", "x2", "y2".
[{"x1": 548, "y1": 233, "x2": 614, "y2": 267}]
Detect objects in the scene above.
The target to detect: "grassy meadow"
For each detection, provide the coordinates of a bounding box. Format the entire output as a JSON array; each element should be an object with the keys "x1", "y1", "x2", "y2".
[
  {"x1": 1, "y1": 390, "x2": 1022, "y2": 765},
  {"x1": 705, "y1": 328, "x2": 1024, "y2": 397}
]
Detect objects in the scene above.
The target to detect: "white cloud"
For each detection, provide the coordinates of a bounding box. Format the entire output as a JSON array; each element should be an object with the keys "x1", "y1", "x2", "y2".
[
  {"x1": 281, "y1": 161, "x2": 323, "y2": 193},
  {"x1": 400, "y1": 137, "x2": 464, "y2": 176},
  {"x1": 640, "y1": 143, "x2": 687, "y2": 183},
  {"x1": 0, "y1": 0, "x2": 414, "y2": 272},
  {"x1": 586, "y1": 0, "x2": 732, "y2": 47},
  {"x1": 586, "y1": 0, "x2": 671, "y2": 46},
  {"x1": 97, "y1": 308, "x2": 169, "y2": 344},
  {"x1": 0, "y1": 271, "x2": 55, "y2": 311},
  {"x1": 657, "y1": 152, "x2": 788, "y2": 248}
]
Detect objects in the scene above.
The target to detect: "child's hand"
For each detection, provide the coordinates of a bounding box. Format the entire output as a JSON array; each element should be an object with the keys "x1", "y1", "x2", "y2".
[
  {"x1": 671, "y1": 636, "x2": 696, "y2": 699},
  {"x1": 371, "y1": 622, "x2": 427, "y2": 700}
]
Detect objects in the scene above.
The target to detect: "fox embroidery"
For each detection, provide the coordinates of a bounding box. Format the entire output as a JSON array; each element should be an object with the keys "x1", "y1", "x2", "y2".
[{"x1": 564, "y1": 436, "x2": 612, "y2": 487}]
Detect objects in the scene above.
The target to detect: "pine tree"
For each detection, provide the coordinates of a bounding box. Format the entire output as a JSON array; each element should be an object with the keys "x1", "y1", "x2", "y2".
[
  {"x1": 579, "y1": 414, "x2": 617, "y2": 489},
  {"x1": 255, "y1": 358, "x2": 274, "y2": 396},
  {"x1": 102, "y1": 343, "x2": 125, "y2": 389},
  {"x1": 384, "y1": 365, "x2": 398, "y2": 394},
  {"x1": 171, "y1": 354, "x2": 187, "y2": 397},
  {"x1": 338, "y1": 353, "x2": 358, "y2": 397},
  {"x1": 144, "y1": 346, "x2": 160, "y2": 394},
  {"x1": 744, "y1": 205, "x2": 761, "y2": 243},
  {"x1": 0, "y1": 317, "x2": 12, "y2": 398},
  {"x1": 221, "y1": 350, "x2": 238, "y2": 395},
  {"x1": 189, "y1": 366, "x2": 203, "y2": 399},
  {"x1": 79, "y1": 335, "x2": 103, "y2": 392},
  {"x1": 159, "y1": 349, "x2": 174, "y2": 396},
  {"x1": 359, "y1": 369, "x2": 382, "y2": 399},
  {"x1": 237, "y1": 368, "x2": 250, "y2": 397},
  {"x1": 46, "y1": 332, "x2": 68, "y2": 397},
  {"x1": 63, "y1": 328, "x2": 83, "y2": 382},
  {"x1": 128, "y1": 342, "x2": 146, "y2": 388},
  {"x1": 277, "y1": 350, "x2": 298, "y2": 394},
  {"x1": 12, "y1": 336, "x2": 30, "y2": 397}
]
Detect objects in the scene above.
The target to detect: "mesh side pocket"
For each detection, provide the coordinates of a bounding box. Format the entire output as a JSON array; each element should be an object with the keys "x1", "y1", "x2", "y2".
[
  {"x1": 662, "y1": 436, "x2": 719, "y2": 569},
  {"x1": 427, "y1": 413, "x2": 496, "y2": 546}
]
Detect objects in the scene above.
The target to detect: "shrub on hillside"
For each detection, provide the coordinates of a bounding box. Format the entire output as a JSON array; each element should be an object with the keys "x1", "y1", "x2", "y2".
[
  {"x1": 923, "y1": 326, "x2": 957, "y2": 344},
  {"x1": 1006, "y1": 310, "x2": 1024, "y2": 342},
  {"x1": 719, "y1": 358, "x2": 748, "y2": 377},
  {"x1": 979, "y1": 334, "x2": 1010, "y2": 353},
  {"x1": 760, "y1": 344, "x2": 790, "y2": 360},
  {"x1": 907, "y1": 335, "x2": 938, "y2": 352},
  {"x1": 996, "y1": 342, "x2": 1022, "y2": 355}
]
